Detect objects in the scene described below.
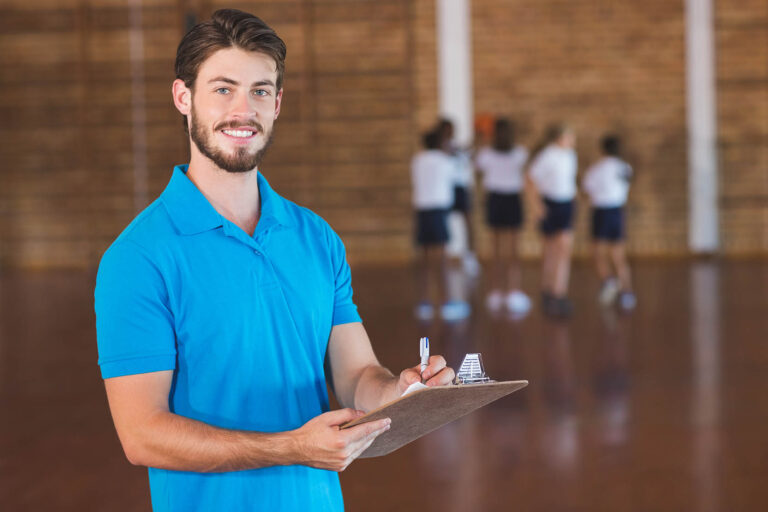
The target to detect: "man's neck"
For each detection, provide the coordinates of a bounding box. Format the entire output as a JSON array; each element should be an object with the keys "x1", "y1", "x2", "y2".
[{"x1": 186, "y1": 152, "x2": 261, "y2": 236}]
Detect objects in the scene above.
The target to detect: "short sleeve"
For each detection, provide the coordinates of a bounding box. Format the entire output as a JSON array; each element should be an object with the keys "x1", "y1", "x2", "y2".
[
  {"x1": 327, "y1": 229, "x2": 362, "y2": 326},
  {"x1": 95, "y1": 240, "x2": 177, "y2": 379}
]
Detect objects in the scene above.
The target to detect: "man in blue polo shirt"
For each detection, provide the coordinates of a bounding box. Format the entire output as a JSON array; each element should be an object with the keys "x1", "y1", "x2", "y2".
[{"x1": 95, "y1": 9, "x2": 454, "y2": 511}]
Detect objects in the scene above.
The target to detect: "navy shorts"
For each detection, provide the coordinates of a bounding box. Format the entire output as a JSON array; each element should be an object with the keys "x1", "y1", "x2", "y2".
[
  {"x1": 486, "y1": 192, "x2": 523, "y2": 229},
  {"x1": 415, "y1": 208, "x2": 449, "y2": 246},
  {"x1": 592, "y1": 206, "x2": 624, "y2": 241},
  {"x1": 451, "y1": 186, "x2": 472, "y2": 212},
  {"x1": 540, "y1": 199, "x2": 575, "y2": 236}
]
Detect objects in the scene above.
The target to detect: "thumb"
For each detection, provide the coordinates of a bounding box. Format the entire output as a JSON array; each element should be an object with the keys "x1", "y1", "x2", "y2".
[
  {"x1": 398, "y1": 368, "x2": 422, "y2": 394},
  {"x1": 402, "y1": 367, "x2": 422, "y2": 385}
]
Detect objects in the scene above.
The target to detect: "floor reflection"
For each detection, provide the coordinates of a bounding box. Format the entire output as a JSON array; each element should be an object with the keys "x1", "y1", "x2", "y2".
[
  {"x1": 592, "y1": 308, "x2": 631, "y2": 447},
  {"x1": 7, "y1": 262, "x2": 768, "y2": 511},
  {"x1": 540, "y1": 320, "x2": 579, "y2": 472},
  {"x1": 691, "y1": 262, "x2": 721, "y2": 512}
]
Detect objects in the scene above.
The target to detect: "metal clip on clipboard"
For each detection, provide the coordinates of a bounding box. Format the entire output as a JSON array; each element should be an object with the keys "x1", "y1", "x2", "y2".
[{"x1": 454, "y1": 353, "x2": 495, "y2": 384}]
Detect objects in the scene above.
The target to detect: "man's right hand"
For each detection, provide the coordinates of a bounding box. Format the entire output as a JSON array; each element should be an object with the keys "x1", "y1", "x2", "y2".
[{"x1": 290, "y1": 409, "x2": 390, "y2": 472}]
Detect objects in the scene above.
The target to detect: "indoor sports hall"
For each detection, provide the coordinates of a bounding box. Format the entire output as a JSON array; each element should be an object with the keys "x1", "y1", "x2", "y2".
[{"x1": 1, "y1": 1, "x2": 766, "y2": 511}]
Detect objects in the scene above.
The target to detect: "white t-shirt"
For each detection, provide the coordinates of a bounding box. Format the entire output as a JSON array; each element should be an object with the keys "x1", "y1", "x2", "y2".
[
  {"x1": 475, "y1": 146, "x2": 529, "y2": 193},
  {"x1": 529, "y1": 144, "x2": 578, "y2": 201},
  {"x1": 411, "y1": 150, "x2": 455, "y2": 209},
  {"x1": 582, "y1": 156, "x2": 633, "y2": 207}
]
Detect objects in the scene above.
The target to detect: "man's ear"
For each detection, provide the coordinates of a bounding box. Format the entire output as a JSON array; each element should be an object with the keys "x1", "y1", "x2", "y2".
[
  {"x1": 172, "y1": 79, "x2": 192, "y2": 116},
  {"x1": 274, "y1": 88, "x2": 283, "y2": 120}
]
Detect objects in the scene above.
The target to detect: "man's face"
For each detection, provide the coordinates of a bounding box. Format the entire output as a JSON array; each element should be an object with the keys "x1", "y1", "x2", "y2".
[{"x1": 180, "y1": 47, "x2": 283, "y2": 173}]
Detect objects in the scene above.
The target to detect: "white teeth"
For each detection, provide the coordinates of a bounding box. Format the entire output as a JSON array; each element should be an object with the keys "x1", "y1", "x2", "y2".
[{"x1": 222, "y1": 129, "x2": 254, "y2": 138}]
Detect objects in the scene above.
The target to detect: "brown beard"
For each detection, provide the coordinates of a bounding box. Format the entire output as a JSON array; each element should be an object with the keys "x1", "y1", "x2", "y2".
[{"x1": 189, "y1": 103, "x2": 275, "y2": 174}]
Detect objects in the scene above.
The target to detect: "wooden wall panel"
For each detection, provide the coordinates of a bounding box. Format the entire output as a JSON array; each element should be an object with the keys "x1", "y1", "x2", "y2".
[
  {"x1": 10, "y1": 0, "x2": 763, "y2": 267},
  {"x1": 716, "y1": 0, "x2": 768, "y2": 253},
  {"x1": 0, "y1": 0, "x2": 183, "y2": 268},
  {"x1": 264, "y1": 0, "x2": 421, "y2": 264},
  {"x1": 0, "y1": 0, "x2": 434, "y2": 267},
  {"x1": 472, "y1": 0, "x2": 688, "y2": 258}
]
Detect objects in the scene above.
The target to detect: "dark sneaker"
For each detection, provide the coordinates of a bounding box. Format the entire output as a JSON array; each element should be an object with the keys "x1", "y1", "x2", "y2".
[{"x1": 544, "y1": 295, "x2": 572, "y2": 318}]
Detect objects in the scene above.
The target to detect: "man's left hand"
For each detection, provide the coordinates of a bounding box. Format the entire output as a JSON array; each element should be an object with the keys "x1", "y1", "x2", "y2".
[{"x1": 396, "y1": 355, "x2": 455, "y2": 395}]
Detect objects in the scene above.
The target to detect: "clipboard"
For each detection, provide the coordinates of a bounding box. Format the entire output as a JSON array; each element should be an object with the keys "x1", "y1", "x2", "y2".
[{"x1": 340, "y1": 380, "x2": 528, "y2": 458}]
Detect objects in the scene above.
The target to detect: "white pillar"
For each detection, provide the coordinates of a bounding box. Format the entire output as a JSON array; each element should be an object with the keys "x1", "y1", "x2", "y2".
[
  {"x1": 686, "y1": 0, "x2": 719, "y2": 252},
  {"x1": 437, "y1": 0, "x2": 474, "y2": 257},
  {"x1": 436, "y1": 0, "x2": 473, "y2": 147}
]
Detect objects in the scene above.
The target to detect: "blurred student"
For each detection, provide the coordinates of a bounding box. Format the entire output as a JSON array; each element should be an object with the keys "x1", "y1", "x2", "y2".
[
  {"x1": 582, "y1": 135, "x2": 636, "y2": 311},
  {"x1": 528, "y1": 124, "x2": 578, "y2": 317},
  {"x1": 475, "y1": 118, "x2": 532, "y2": 315},
  {"x1": 411, "y1": 130, "x2": 471, "y2": 321},
  {"x1": 436, "y1": 118, "x2": 480, "y2": 276}
]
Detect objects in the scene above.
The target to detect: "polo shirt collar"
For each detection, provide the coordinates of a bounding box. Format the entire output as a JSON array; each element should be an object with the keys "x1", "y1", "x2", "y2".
[
  {"x1": 255, "y1": 170, "x2": 294, "y2": 234},
  {"x1": 162, "y1": 164, "x2": 293, "y2": 236}
]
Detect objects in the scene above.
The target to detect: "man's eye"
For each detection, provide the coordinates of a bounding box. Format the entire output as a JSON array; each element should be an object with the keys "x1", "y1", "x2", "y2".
[
  {"x1": 216, "y1": 88, "x2": 230, "y2": 94},
  {"x1": 253, "y1": 89, "x2": 269, "y2": 97}
]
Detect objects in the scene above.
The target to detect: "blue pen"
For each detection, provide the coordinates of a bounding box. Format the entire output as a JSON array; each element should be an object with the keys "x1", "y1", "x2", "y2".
[{"x1": 419, "y1": 337, "x2": 429, "y2": 378}]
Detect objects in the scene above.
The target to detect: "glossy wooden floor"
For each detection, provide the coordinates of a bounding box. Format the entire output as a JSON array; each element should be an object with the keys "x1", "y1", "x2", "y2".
[{"x1": 2, "y1": 261, "x2": 767, "y2": 511}]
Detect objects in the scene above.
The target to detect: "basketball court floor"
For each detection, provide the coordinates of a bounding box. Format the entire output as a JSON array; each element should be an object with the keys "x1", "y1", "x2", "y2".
[{"x1": 2, "y1": 260, "x2": 766, "y2": 511}]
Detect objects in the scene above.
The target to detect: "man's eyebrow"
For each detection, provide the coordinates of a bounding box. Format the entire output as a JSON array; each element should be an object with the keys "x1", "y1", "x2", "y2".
[
  {"x1": 252, "y1": 79, "x2": 276, "y2": 88},
  {"x1": 207, "y1": 77, "x2": 276, "y2": 88},
  {"x1": 208, "y1": 76, "x2": 239, "y2": 85}
]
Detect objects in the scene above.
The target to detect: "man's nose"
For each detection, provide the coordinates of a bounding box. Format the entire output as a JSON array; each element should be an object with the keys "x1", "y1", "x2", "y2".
[{"x1": 230, "y1": 91, "x2": 256, "y2": 118}]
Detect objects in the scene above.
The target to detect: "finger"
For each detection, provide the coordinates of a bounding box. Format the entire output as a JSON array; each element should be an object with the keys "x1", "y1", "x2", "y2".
[
  {"x1": 420, "y1": 355, "x2": 447, "y2": 381},
  {"x1": 425, "y1": 366, "x2": 455, "y2": 386},
  {"x1": 322, "y1": 408, "x2": 365, "y2": 427},
  {"x1": 343, "y1": 417, "x2": 391, "y2": 441},
  {"x1": 347, "y1": 422, "x2": 391, "y2": 458},
  {"x1": 350, "y1": 424, "x2": 389, "y2": 459}
]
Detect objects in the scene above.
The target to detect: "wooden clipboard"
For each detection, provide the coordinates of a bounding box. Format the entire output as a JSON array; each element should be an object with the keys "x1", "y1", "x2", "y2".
[{"x1": 340, "y1": 380, "x2": 528, "y2": 458}]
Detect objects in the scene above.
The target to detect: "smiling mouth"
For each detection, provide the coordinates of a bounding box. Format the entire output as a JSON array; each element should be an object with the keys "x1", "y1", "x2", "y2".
[{"x1": 221, "y1": 129, "x2": 256, "y2": 138}]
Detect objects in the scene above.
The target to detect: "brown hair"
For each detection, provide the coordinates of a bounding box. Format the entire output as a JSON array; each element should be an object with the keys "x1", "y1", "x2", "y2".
[
  {"x1": 174, "y1": 9, "x2": 287, "y2": 129},
  {"x1": 530, "y1": 122, "x2": 571, "y2": 159},
  {"x1": 492, "y1": 117, "x2": 514, "y2": 152},
  {"x1": 543, "y1": 123, "x2": 571, "y2": 145}
]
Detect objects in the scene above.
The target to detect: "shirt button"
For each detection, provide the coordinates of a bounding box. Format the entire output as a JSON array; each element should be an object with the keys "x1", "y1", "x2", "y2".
[{"x1": 253, "y1": 249, "x2": 260, "y2": 255}]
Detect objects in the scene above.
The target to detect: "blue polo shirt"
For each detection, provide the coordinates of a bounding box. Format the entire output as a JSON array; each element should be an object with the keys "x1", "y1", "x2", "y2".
[{"x1": 95, "y1": 165, "x2": 361, "y2": 511}]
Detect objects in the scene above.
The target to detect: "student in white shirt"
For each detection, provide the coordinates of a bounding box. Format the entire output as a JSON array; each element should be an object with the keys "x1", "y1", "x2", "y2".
[
  {"x1": 411, "y1": 130, "x2": 471, "y2": 322},
  {"x1": 582, "y1": 135, "x2": 636, "y2": 311},
  {"x1": 437, "y1": 118, "x2": 480, "y2": 276},
  {"x1": 528, "y1": 124, "x2": 578, "y2": 317},
  {"x1": 475, "y1": 118, "x2": 531, "y2": 315}
]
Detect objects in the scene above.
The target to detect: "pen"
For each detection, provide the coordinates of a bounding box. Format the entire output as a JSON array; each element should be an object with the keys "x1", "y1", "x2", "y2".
[{"x1": 419, "y1": 337, "x2": 429, "y2": 379}]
